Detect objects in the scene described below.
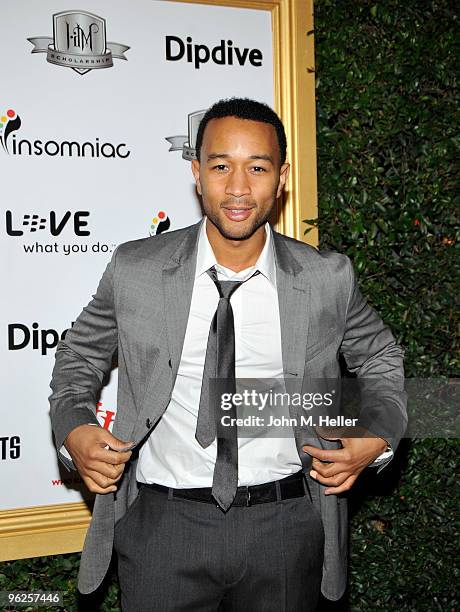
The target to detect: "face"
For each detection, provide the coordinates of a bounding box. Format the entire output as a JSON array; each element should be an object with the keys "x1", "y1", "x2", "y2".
[{"x1": 191, "y1": 116, "x2": 289, "y2": 242}]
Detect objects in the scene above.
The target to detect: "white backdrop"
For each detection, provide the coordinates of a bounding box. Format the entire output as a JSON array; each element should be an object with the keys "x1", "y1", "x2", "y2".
[{"x1": 0, "y1": 0, "x2": 274, "y2": 510}]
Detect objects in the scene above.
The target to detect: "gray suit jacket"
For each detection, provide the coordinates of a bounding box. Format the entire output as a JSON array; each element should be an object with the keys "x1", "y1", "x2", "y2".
[{"x1": 49, "y1": 220, "x2": 407, "y2": 600}]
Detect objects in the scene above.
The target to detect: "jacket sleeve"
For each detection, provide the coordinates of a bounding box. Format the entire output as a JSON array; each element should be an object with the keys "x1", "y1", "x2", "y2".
[
  {"x1": 339, "y1": 257, "x2": 408, "y2": 459},
  {"x1": 49, "y1": 248, "x2": 119, "y2": 470}
]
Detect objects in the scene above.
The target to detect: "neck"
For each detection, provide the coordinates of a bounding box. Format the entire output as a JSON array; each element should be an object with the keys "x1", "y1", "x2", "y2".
[{"x1": 206, "y1": 222, "x2": 266, "y2": 272}]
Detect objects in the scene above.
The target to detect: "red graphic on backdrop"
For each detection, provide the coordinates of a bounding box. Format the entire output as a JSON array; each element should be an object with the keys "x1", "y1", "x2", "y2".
[{"x1": 96, "y1": 402, "x2": 115, "y2": 430}]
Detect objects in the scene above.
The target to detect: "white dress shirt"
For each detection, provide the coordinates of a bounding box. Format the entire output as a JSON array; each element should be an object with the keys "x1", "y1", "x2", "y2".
[
  {"x1": 61, "y1": 218, "x2": 392, "y2": 475},
  {"x1": 137, "y1": 219, "x2": 303, "y2": 487}
]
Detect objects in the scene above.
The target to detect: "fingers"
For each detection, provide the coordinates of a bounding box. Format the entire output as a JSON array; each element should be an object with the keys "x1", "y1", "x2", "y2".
[
  {"x1": 82, "y1": 474, "x2": 117, "y2": 495},
  {"x1": 64, "y1": 425, "x2": 133, "y2": 494},
  {"x1": 325, "y1": 474, "x2": 357, "y2": 495},
  {"x1": 311, "y1": 457, "x2": 345, "y2": 478},
  {"x1": 80, "y1": 445, "x2": 131, "y2": 467},
  {"x1": 99, "y1": 448, "x2": 133, "y2": 465},
  {"x1": 309, "y1": 470, "x2": 357, "y2": 495},
  {"x1": 310, "y1": 468, "x2": 350, "y2": 488},
  {"x1": 78, "y1": 460, "x2": 125, "y2": 494},
  {"x1": 65, "y1": 424, "x2": 133, "y2": 461},
  {"x1": 78, "y1": 452, "x2": 127, "y2": 493},
  {"x1": 84, "y1": 466, "x2": 125, "y2": 491},
  {"x1": 305, "y1": 442, "x2": 362, "y2": 495},
  {"x1": 305, "y1": 437, "x2": 387, "y2": 495},
  {"x1": 103, "y1": 438, "x2": 135, "y2": 453},
  {"x1": 86, "y1": 460, "x2": 125, "y2": 481},
  {"x1": 302, "y1": 445, "x2": 347, "y2": 462}
]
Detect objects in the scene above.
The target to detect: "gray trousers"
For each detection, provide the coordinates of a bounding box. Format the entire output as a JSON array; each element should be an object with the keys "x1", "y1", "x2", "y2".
[{"x1": 114, "y1": 482, "x2": 324, "y2": 611}]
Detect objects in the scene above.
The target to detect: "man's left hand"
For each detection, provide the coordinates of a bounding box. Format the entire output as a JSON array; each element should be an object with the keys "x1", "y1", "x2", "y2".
[{"x1": 302, "y1": 430, "x2": 388, "y2": 495}]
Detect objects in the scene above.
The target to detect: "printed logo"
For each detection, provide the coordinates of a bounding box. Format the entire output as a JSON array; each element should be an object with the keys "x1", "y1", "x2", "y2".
[
  {"x1": 8, "y1": 322, "x2": 74, "y2": 356},
  {"x1": 4, "y1": 205, "x2": 115, "y2": 256},
  {"x1": 6, "y1": 210, "x2": 90, "y2": 237},
  {"x1": 0, "y1": 108, "x2": 21, "y2": 154},
  {"x1": 166, "y1": 109, "x2": 206, "y2": 161},
  {"x1": 28, "y1": 10, "x2": 129, "y2": 75},
  {"x1": 0, "y1": 436, "x2": 20, "y2": 460},
  {"x1": 149, "y1": 211, "x2": 171, "y2": 236},
  {"x1": 52, "y1": 475, "x2": 83, "y2": 486},
  {"x1": 0, "y1": 107, "x2": 130, "y2": 158},
  {"x1": 165, "y1": 36, "x2": 263, "y2": 70},
  {"x1": 96, "y1": 402, "x2": 116, "y2": 430}
]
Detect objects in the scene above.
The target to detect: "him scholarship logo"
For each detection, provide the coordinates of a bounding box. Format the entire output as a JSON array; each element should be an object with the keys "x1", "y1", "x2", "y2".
[
  {"x1": 166, "y1": 109, "x2": 206, "y2": 161},
  {"x1": 149, "y1": 211, "x2": 171, "y2": 236},
  {"x1": 28, "y1": 10, "x2": 129, "y2": 75}
]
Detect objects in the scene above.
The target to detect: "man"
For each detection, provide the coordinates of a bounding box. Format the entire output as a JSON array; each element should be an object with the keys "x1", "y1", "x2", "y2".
[{"x1": 50, "y1": 98, "x2": 407, "y2": 611}]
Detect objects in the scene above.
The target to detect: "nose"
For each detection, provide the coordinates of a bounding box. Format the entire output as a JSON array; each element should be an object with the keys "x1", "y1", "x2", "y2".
[{"x1": 225, "y1": 167, "x2": 251, "y2": 198}]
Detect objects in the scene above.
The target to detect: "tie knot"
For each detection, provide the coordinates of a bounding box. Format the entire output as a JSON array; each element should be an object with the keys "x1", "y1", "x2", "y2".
[
  {"x1": 217, "y1": 280, "x2": 244, "y2": 300},
  {"x1": 207, "y1": 267, "x2": 259, "y2": 300}
]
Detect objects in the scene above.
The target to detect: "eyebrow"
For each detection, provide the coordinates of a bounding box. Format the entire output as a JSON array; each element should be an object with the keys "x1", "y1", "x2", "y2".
[{"x1": 207, "y1": 153, "x2": 274, "y2": 163}]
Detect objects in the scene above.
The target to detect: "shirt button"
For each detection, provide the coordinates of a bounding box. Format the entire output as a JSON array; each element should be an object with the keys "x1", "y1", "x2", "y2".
[
  {"x1": 146, "y1": 418, "x2": 152, "y2": 429},
  {"x1": 168, "y1": 359, "x2": 172, "y2": 368}
]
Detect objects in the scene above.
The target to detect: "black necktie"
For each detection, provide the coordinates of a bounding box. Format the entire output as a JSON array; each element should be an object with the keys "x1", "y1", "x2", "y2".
[{"x1": 196, "y1": 266, "x2": 259, "y2": 511}]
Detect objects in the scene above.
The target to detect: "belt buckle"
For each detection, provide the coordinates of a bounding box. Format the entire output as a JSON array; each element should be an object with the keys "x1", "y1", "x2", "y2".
[{"x1": 245, "y1": 486, "x2": 251, "y2": 507}]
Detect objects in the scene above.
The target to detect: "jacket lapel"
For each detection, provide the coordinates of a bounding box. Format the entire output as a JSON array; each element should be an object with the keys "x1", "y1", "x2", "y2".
[
  {"x1": 272, "y1": 231, "x2": 310, "y2": 383},
  {"x1": 162, "y1": 221, "x2": 202, "y2": 381},
  {"x1": 272, "y1": 231, "x2": 318, "y2": 466}
]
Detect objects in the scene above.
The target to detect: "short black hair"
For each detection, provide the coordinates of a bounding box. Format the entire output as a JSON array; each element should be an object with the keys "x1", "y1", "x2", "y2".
[{"x1": 195, "y1": 97, "x2": 287, "y2": 165}]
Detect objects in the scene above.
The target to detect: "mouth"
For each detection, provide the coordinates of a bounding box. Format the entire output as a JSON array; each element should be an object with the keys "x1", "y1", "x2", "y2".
[{"x1": 222, "y1": 206, "x2": 255, "y2": 222}]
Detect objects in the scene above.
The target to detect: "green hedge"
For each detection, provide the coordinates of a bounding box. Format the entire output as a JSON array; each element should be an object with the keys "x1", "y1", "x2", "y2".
[
  {"x1": 311, "y1": 1, "x2": 459, "y2": 609},
  {"x1": 1, "y1": 1, "x2": 458, "y2": 610},
  {"x1": 310, "y1": 0, "x2": 459, "y2": 378}
]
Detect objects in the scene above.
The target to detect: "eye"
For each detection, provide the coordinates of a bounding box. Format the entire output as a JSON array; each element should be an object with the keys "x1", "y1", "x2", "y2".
[
  {"x1": 251, "y1": 166, "x2": 267, "y2": 173},
  {"x1": 211, "y1": 164, "x2": 228, "y2": 172}
]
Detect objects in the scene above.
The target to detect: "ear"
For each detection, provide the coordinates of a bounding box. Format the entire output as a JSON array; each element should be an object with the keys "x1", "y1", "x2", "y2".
[
  {"x1": 276, "y1": 162, "x2": 290, "y2": 198},
  {"x1": 191, "y1": 159, "x2": 202, "y2": 195}
]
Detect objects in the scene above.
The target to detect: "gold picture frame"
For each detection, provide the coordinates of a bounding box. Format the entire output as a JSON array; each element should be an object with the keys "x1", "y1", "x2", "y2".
[{"x1": 0, "y1": 0, "x2": 317, "y2": 562}]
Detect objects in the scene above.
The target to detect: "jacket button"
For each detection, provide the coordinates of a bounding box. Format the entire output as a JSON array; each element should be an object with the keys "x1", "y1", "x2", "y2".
[
  {"x1": 168, "y1": 359, "x2": 172, "y2": 368},
  {"x1": 146, "y1": 418, "x2": 152, "y2": 429}
]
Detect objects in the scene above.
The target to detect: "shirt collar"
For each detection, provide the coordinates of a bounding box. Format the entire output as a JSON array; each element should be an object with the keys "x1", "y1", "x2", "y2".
[{"x1": 195, "y1": 217, "x2": 276, "y2": 287}]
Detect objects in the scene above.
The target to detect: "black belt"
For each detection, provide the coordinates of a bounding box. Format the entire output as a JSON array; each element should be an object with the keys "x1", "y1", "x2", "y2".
[{"x1": 140, "y1": 470, "x2": 308, "y2": 507}]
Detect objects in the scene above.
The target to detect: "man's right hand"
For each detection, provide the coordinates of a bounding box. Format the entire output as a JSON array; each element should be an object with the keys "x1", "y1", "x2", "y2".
[{"x1": 64, "y1": 424, "x2": 133, "y2": 494}]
